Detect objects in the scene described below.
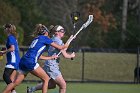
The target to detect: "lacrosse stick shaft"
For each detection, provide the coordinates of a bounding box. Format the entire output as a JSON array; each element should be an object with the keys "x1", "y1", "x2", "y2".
[
  {"x1": 57, "y1": 15, "x2": 93, "y2": 56},
  {"x1": 56, "y1": 27, "x2": 83, "y2": 56}
]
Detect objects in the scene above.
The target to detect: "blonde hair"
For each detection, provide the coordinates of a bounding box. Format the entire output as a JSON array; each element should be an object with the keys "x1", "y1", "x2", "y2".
[
  {"x1": 32, "y1": 24, "x2": 49, "y2": 37},
  {"x1": 10, "y1": 25, "x2": 17, "y2": 37},
  {"x1": 4, "y1": 24, "x2": 17, "y2": 38}
]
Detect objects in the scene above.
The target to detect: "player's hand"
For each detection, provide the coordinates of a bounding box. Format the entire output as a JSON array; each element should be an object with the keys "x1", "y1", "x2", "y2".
[
  {"x1": 64, "y1": 35, "x2": 74, "y2": 49},
  {"x1": 64, "y1": 43, "x2": 69, "y2": 49},
  {"x1": 66, "y1": 35, "x2": 74, "y2": 44},
  {"x1": 51, "y1": 55, "x2": 58, "y2": 60},
  {"x1": 70, "y1": 52, "x2": 75, "y2": 58},
  {"x1": 0, "y1": 51, "x2": 5, "y2": 56}
]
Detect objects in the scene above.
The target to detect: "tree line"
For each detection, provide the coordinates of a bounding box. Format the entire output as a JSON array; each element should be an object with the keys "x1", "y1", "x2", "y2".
[{"x1": 0, "y1": 0, "x2": 140, "y2": 49}]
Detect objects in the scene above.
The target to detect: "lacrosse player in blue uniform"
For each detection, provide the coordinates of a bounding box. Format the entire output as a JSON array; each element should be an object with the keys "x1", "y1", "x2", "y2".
[
  {"x1": 28, "y1": 25, "x2": 75, "y2": 93},
  {"x1": 0, "y1": 24, "x2": 20, "y2": 93},
  {"x1": 2, "y1": 24, "x2": 70, "y2": 93}
]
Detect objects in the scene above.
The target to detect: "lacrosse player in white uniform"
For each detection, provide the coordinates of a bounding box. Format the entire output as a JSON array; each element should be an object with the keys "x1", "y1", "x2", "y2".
[{"x1": 27, "y1": 25, "x2": 75, "y2": 93}]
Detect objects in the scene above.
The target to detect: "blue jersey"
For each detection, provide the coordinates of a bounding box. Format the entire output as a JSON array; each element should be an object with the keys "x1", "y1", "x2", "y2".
[
  {"x1": 5, "y1": 35, "x2": 20, "y2": 70},
  {"x1": 19, "y1": 35, "x2": 53, "y2": 71}
]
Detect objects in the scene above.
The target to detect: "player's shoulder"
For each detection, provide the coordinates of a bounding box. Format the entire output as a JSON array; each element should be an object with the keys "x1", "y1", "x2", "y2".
[
  {"x1": 8, "y1": 35, "x2": 15, "y2": 38},
  {"x1": 53, "y1": 37, "x2": 62, "y2": 41},
  {"x1": 39, "y1": 35, "x2": 50, "y2": 39},
  {"x1": 8, "y1": 35, "x2": 16, "y2": 40},
  {"x1": 53, "y1": 37, "x2": 63, "y2": 44},
  {"x1": 38, "y1": 35, "x2": 53, "y2": 44}
]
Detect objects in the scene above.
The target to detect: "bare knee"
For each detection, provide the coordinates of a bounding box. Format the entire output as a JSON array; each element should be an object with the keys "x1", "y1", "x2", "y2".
[
  {"x1": 42, "y1": 75, "x2": 49, "y2": 83},
  {"x1": 14, "y1": 82, "x2": 20, "y2": 86},
  {"x1": 13, "y1": 79, "x2": 22, "y2": 86},
  {"x1": 59, "y1": 82, "x2": 66, "y2": 89}
]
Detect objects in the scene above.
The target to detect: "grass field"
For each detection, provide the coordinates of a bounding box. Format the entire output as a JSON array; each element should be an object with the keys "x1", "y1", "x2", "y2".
[{"x1": 0, "y1": 82, "x2": 140, "y2": 93}]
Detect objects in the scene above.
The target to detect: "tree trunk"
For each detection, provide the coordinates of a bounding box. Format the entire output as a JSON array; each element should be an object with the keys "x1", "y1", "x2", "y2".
[
  {"x1": 121, "y1": 0, "x2": 128, "y2": 47},
  {"x1": 138, "y1": 0, "x2": 140, "y2": 24}
]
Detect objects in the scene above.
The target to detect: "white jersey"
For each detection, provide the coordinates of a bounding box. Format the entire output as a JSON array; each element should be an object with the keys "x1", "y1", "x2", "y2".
[
  {"x1": 44, "y1": 36, "x2": 63, "y2": 79},
  {"x1": 45, "y1": 36, "x2": 63, "y2": 65}
]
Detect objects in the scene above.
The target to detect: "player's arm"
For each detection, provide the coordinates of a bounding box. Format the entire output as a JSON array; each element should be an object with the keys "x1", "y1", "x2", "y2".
[
  {"x1": 61, "y1": 50, "x2": 75, "y2": 59},
  {"x1": 51, "y1": 42, "x2": 69, "y2": 50},
  {"x1": 51, "y1": 35, "x2": 74, "y2": 50},
  {"x1": 0, "y1": 45, "x2": 15, "y2": 55},
  {"x1": 39, "y1": 55, "x2": 58, "y2": 60}
]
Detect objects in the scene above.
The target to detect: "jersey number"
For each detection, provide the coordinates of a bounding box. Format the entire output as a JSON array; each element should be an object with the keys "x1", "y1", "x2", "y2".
[{"x1": 29, "y1": 39, "x2": 38, "y2": 48}]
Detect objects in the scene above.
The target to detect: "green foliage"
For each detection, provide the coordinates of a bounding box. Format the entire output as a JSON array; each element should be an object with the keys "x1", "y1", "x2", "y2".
[
  {"x1": 5, "y1": 0, "x2": 48, "y2": 45},
  {"x1": 16, "y1": 26, "x2": 24, "y2": 45},
  {"x1": 0, "y1": 25, "x2": 6, "y2": 44},
  {"x1": 0, "y1": 1, "x2": 21, "y2": 24},
  {"x1": 125, "y1": 23, "x2": 140, "y2": 48},
  {"x1": 0, "y1": 0, "x2": 139, "y2": 48},
  {"x1": 0, "y1": 25, "x2": 24, "y2": 45}
]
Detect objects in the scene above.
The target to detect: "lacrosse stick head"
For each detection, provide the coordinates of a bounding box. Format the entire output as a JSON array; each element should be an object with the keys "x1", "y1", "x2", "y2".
[{"x1": 83, "y1": 15, "x2": 93, "y2": 28}]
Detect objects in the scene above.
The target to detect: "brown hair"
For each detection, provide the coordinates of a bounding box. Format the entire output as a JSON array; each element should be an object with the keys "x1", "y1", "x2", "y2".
[
  {"x1": 48, "y1": 25, "x2": 56, "y2": 37},
  {"x1": 49, "y1": 25, "x2": 65, "y2": 37},
  {"x1": 49, "y1": 25, "x2": 62, "y2": 32}
]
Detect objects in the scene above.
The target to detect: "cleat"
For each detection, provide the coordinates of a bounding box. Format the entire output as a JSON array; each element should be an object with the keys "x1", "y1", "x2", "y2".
[{"x1": 27, "y1": 86, "x2": 34, "y2": 93}]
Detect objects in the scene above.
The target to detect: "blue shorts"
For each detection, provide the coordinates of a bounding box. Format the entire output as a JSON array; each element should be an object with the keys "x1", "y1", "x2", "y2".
[{"x1": 18, "y1": 57, "x2": 39, "y2": 74}]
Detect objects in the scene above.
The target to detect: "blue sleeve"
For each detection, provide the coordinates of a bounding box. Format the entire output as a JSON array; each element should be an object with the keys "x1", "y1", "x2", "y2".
[
  {"x1": 44, "y1": 36, "x2": 53, "y2": 45},
  {"x1": 8, "y1": 36, "x2": 15, "y2": 45}
]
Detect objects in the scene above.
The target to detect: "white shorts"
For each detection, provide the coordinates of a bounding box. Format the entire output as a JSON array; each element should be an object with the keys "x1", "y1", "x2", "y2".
[{"x1": 43, "y1": 63, "x2": 61, "y2": 80}]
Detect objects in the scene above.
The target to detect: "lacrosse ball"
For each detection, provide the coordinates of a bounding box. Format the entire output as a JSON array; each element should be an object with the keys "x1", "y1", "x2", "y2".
[{"x1": 74, "y1": 16, "x2": 78, "y2": 20}]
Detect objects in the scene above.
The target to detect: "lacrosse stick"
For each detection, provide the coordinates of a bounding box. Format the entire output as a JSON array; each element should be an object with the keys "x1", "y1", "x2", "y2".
[{"x1": 57, "y1": 15, "x2": 93, "y2": 56}]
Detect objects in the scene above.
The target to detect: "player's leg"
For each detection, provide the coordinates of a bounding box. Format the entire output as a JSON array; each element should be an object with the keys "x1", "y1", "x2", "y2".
[
  {"x1": 27, "y1": 78, "x2": 56, "y2": 93},
  {"x1": 32, "y1": 78, "x2": 56, "y2": 90},
  {"x1": 10, "y1": 70, "x2": 17, "y2": 81},
  {"x1": 30, "y1": 66, "x2": 49, "y2": 93},
  {"x1": 3, "y1": 68, "x2": 14, "y2": 84},
  {"x1": 3, "y1": 68, "x2": 17, "y2": 92},
  {"x1": 55, "y1": 75, "x2": 66, "y2": 93},
  {"x1": 48, "y1": 78, "x2": 56, "y2": 89},
  {"x1": 10, "y1": 70, "x2": 17, "y2": 93},
  {"x1": 27, "y1": 82, "x2": 44, "y2": 93},
  {"x1": 2, "y1": 72, "x2": 25, "y2": 93}
]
